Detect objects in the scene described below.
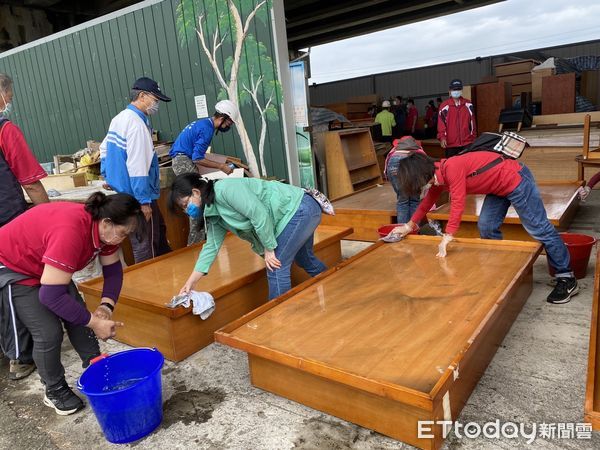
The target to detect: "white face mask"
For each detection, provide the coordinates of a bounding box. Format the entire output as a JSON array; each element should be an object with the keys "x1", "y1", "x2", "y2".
[
  {"x1": 1, "y1": 92, "x2": 12, "y2": 115},
  {"x1": 147, "y1": 100, "x2": 159, "y2": 115},
  {"x1": 450, "y1": 90, "x2": 462, "y2": 99}
]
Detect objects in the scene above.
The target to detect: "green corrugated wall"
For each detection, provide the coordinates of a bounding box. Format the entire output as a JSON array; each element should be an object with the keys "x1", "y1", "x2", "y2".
[{"x1": 0, "y1": 0, "x2": 288, "y2": 179}]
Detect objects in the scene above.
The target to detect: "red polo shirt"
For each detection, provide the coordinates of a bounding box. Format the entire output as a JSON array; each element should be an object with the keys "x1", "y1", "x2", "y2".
[
  {"x1": 411, "y1": 151, "x2": 523, "y2": 235},
  {"x1": 0, "y1": 121, "x2": 47, "y2": 185},
  {"x1": 0, "y1": 202, "x2": 119, "y2": 285}
]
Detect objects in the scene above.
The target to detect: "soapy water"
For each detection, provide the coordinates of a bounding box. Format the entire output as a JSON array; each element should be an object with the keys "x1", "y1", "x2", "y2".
[{"x1": 102, "y1": 377, "x2": 145, "y2": 392}]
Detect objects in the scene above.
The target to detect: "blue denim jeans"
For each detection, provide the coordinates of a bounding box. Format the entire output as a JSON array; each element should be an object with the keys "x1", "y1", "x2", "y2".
[
  {"x1": 478, "y1": 165, "x2": 573, "y2": 276},
  {"x1": 386, "y1": 154, "x2": 421, "y2": 223},
  {"x1": 267, "y1": 194, "x2": 327, "y2": 299}
]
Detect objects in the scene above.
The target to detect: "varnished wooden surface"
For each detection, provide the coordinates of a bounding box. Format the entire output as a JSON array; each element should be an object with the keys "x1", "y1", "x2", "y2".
[
  {"x1": 519, "y1": 146, "x2": 581, "y2": 182},
  {"x1": 585, "y1": 247, "x2": 600, "y2": 429},
  {"x1": 321, "y1": 184, "x2": 396, "y2": 241},
  {"x1": 428, "y1": 182, "x2": 581, "y2": 227},
  {"x1": 219, "y1": 237, "x2": 540, "y2": 395},
  {"x1": 80, "y1": 225, "x2": 352, "y2": 316},
  {"x1": 216, "y1": 236, "x2": 539, "y2": 448},
  {"x1": 79, "y1": 225, "x2": 352, "y2": 361},
  {"x1": 328, "y1": 184, "x2": 395, "y2": 214}
]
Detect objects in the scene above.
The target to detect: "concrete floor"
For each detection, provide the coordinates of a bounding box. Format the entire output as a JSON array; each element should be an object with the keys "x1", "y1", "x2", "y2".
[{"x1": 2, "y1": 194, "x2": 600, "y2": 449}]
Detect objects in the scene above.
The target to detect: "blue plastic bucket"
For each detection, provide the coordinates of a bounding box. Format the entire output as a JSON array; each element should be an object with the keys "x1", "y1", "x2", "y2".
[{"x1": 77, "y1": 348, "x2": 164, "y2": 444}]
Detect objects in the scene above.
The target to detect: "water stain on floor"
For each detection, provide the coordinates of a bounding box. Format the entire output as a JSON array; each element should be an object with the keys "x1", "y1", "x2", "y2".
[
  {"x1": 293, "y1": 417, "x2": 367, "y2": 449},
  {"x1": 161, "y1": 388, "x2": 226, "y2": 428}
]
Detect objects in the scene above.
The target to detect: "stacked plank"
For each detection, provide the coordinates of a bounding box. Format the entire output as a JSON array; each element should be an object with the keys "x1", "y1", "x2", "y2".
[{"x1": 494, "y1": 59, "x2": 539, "y2": 100}]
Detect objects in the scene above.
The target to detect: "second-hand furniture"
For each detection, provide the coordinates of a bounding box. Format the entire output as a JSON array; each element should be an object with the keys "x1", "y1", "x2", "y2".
[
  {"x1": 427, "y1": 181, "x2": 582, "y2": 241},
  {"x1": 324, "y1": 128, "x2": 383, "y2": 200},
  {"x1": 79, "y1": 225, "x2": 352, "y2": 361},
  {"x1": 216, "y1": 236, "x2": 541, "y2": 449}
]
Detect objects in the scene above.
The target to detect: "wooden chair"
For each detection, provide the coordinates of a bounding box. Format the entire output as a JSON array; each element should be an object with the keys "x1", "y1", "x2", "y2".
[{"x1": 575, "y1": 114, "x2": 600, "y2": 180}]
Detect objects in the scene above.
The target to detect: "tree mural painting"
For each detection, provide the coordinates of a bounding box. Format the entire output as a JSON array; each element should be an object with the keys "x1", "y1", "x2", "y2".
[{"x1": 176, "y1": 0, "x2": 283, "y2": 177}]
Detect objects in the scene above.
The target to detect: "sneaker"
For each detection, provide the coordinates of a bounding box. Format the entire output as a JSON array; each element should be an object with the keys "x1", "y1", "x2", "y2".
[
  {"x1": 43, "y1": 381, "x2": 85, "y2": 415},
  {"x1": 547, "y1": 277, "x2": 579, "y2": 304},
  {"x1": 9, "y1": 360, "x2": 36, "y2": 380}
]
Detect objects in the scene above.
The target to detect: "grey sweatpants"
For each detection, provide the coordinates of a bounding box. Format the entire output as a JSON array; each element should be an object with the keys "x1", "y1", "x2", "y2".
[{"x1": 8, "y1": 283, "x2": 99, "y2": 389}]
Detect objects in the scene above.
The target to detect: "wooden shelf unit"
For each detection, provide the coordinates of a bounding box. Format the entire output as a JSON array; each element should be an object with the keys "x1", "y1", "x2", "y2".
[{"x1": 325, "y1": 128, "x2": 383, "y2": 200}]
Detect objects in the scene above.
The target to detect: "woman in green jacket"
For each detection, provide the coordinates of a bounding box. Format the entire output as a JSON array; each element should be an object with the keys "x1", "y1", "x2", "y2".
[{"x1": 170, "y1": 173, "x2": 327, "y2": 299}]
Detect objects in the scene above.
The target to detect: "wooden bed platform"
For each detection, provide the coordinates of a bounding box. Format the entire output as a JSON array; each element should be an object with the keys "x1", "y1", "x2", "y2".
[
  {"x1": 215, "y1": 236, "x2": 541, "y2": 449},
  {"x1": 78, "y1": 225, "x2": 352, "y2": 361},
  {"x1": 321, "y1": 184, "x2": 397, "y2": 241},
  {"x1": 321, "y1": 184, "x2": 449, "y2": 241},
  {"x1": 427, "y1": 181, "x2": 582, "y2": 241},
  {"x1": 585, "y1": 247, "x2": 600, "y2": 429}
]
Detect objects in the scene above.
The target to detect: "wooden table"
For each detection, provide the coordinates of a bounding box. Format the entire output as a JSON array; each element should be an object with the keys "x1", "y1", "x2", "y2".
[
  {"x1": 585, "y1": 248, "x2": 600, "y2": 429},
  {"x1": 78, "y1": 225, "x2": 352, "y2": 361},
  {"x1": 215, "y1": 236, "x2": 541, "y2": 449},
  {"x1": 321, "y1": 184, "x2": 448, "y2": 241},
  {"x1": 427, "y1": 182, "x2": 582, "y2": 241}
]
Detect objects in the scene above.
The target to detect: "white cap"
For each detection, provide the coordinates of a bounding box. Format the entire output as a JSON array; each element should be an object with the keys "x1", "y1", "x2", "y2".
[
  {"x1": 382, "y1": 100, "x2": 391, "y2": 108},
  {"x1": 215, "y1": 99, "x2": 240, "y2": 123}
]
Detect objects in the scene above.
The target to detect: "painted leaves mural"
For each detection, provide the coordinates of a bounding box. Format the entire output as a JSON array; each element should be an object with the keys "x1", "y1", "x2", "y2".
[{"x1": 176, "y1": 0, "x2": 283, "y2": 177}]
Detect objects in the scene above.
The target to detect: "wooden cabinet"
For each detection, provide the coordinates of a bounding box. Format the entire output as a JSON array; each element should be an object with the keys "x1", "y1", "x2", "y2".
[
  {"x1": 473, "y1": 81, "x2": 512, "y2": 133},
  {"x1": 325, "y1": 129, "x2": 383, "y2": 200},
  {"x1": 542, "y1": 73, "x2": 576, "y2": 115}
]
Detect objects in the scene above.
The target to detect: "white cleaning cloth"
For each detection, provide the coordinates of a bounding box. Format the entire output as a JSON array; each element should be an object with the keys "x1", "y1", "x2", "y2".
[{"x1": 167, "y1": 291, "x2": 215, "y2": 320}]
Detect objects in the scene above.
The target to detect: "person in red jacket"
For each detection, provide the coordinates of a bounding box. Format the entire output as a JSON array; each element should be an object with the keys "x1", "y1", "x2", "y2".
[
  {"x1": 389, "y1": 151, "x2": 578, "y2": 305},
  {"x1": 438, "y1": 79, "x2": 476, "y2": 158}
]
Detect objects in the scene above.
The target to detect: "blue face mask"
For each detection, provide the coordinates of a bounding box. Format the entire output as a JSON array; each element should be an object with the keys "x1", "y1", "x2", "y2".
[{"x1": 186, "y1": 202, "x2": 203, "y2": 219}]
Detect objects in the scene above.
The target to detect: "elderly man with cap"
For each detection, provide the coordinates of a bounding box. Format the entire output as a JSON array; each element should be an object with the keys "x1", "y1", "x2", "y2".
[
  {"x1": 169, "y1": 99, "x2": 241, "y2": 245},
  {"x1": 100, "y1": 77, "x2": 172, "y2": 263},
  {"x1": 437, "y1": 79, "x2": 477, "y2": 158}
]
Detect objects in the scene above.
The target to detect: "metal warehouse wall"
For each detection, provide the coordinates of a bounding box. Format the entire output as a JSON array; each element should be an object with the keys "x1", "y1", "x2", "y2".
[
  {"x1": 0, "y1": 0, "x2": 288, "y2": 180},
  {"x1": 310, "y1": 39, "x2": 600, "y2": 109}
]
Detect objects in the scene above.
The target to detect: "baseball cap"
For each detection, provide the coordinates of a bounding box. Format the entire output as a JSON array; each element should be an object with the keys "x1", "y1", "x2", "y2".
[
  {"x1": 132, "y1": 77, "x2": 171, "y2": 102},
  {"x1": 449, "y1": 79, "x2": 463, "y2": 90}
]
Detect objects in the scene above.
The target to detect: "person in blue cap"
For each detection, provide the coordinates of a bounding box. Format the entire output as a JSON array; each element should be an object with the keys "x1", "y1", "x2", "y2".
[{"x1": 100, "y1": 77, "x2": 172, "y2": 263}]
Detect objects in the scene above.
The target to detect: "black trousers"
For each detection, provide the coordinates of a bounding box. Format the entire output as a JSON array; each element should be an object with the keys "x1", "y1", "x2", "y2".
[
  {"x1": 130, "y1": 200, "x2": 172, "y2": 263},
  {"x1": 8, "y1": 283, "x2": 99, "y2": 389}
]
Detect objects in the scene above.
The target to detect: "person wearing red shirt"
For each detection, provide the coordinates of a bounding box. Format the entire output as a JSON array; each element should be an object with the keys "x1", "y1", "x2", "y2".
[
  {"x1": 437, "y1": 79, "x2": 477, "y2": 158},
  {"x1": 0, "y1": 192, "x2": 142, "y2": 415},
  {"x1": 424, "y1": 100, "x2": 438, "y2": 138},
  {"x1": 0, "y1": 73, "x2": 50, "y2": 382},
  {"x1": 389, "y1": 151, "x2": 578, "y2": 305},
  {"x1": 405, "y1": 98, "x2": 418, "y2": 136}
]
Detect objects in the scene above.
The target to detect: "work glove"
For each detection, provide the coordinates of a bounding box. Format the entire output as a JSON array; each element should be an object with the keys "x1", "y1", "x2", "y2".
[
  {"x1": 577, "y1": 186, "x2": 591, "y2": 202},
  {"x1": 391, "y1": 223, "x2": 414, "y2": 238},
  {"x1": 436, "y1": 233, "x2": 453, "y2": 258}
]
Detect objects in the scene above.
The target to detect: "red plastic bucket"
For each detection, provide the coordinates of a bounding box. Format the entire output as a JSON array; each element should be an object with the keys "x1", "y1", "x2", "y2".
[
  {"x1": 377, "y1": 224, "x2": 418, "y2": 238},
  {"x1": 547, "y1": 233, "x2": 597, "y2": 279}
]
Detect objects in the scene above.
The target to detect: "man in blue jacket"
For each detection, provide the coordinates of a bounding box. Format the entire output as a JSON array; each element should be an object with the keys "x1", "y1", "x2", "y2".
[
  {"x1": 169, "y1": 99, "x2": 240, "y2": 244},
  {"x1": 100, "y1": 77, "x2": 172, "y2": 263}
]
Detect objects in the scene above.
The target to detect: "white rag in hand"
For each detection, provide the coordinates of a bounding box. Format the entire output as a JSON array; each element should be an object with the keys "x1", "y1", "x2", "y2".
[{"x1": 167, "y1": 291, "x2": 215, "y2": 320}]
